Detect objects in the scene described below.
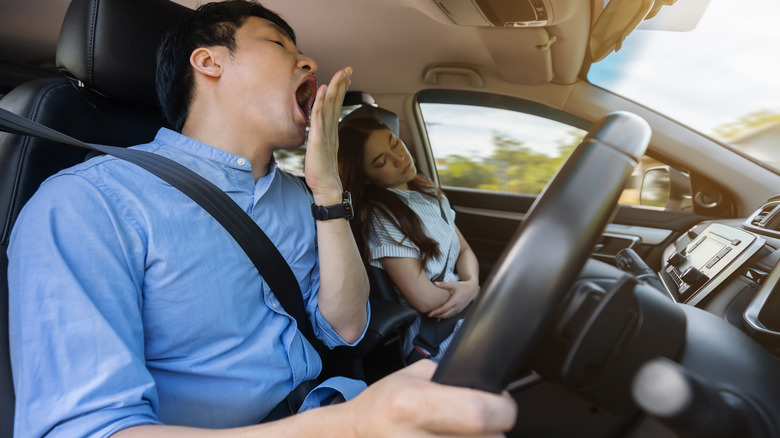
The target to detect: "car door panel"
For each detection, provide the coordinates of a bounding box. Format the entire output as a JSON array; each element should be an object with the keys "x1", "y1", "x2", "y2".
[{"x1": 445, "y1": 187, "x2": 712, "y2": 278}]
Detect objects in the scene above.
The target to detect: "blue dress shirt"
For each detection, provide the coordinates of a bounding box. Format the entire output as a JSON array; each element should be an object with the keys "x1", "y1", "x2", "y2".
[{"x1": 7, "y1": 128, "x2": 368, "y2": 437}]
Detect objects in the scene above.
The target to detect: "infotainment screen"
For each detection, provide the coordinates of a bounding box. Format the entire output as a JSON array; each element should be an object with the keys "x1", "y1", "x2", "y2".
[
  {"x1": 687, "y1": 237, "x2": 727, "y2": 270},
  {"x1": 661, "y1": 223, "x2": 763, "y2": 305}
]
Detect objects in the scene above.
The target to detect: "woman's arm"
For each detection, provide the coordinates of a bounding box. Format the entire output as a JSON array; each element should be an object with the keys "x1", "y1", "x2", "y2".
[
  {"x1": 380, "y1": 257, "x2": 451, "y2": 314},
  {"x1": 427, "y1": 227, "x2": 480, "y2": 319},
  {"x1": 453, "y1": 227, "x2": 479, "y2": 283}
]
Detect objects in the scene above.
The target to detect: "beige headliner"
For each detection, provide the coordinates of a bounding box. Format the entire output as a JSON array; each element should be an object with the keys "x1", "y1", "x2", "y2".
[
  {"x1": 0, "y1": 0, "x2": 595, "y2": 97},
  {"x1": 215, "y1": 0, "x2": 593, "y2": 93}
]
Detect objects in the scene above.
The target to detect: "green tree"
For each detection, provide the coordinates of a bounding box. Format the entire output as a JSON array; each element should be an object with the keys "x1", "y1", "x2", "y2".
[
  {"x1": 438, "y1": 155, "x2": 496, "y2": 189},
  {"x1": 437, "y1": 128, "x2": 586, "y2": 194},
  {"x1": 488, "y1": 133, "x2": 566, "y2": 194},
  {"x1": 714, "y1": 110, "x2": 780, "y2": 139}
]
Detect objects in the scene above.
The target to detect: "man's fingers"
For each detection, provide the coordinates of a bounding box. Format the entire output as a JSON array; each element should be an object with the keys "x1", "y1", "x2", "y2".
[
  {"x1": 308, "y1": 83, "x2": 328, "y2": 130},
  {"x1": 321, "y1": 67, "x2": 352, "y2": 126},
  {"x1": 420, "y1": 386, "x2": 517, "y2": 435},
  {"x1": 309, "y1": 67, "x2": 351, "y2": 125},
  {"x1": 391, "y1": 363, "x2": 518, "y2": 436},
  {"x1": 355, "y1": 361, "x2": 516, "y2": 437},
  {"x1": 398, "y1": 358, "x2": 438, "y2": 378}
]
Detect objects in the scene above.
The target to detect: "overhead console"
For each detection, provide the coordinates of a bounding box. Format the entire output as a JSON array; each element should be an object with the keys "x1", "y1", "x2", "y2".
[
  {"x1": 434, "y1": 0, "x2": 554, "y2": 27},
  {"x1": 660, "y1": 223, "x2": 765, "y2": 306}
]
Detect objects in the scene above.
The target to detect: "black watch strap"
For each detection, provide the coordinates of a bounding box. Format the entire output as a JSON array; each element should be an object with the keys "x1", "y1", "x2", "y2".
[{"x1": 311, "y1": 191, "x2": 354, "y2": 221}]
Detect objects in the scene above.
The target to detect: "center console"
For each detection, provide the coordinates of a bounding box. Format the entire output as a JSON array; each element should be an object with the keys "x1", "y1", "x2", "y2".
[{"x1": 659, "y1": 223, "x2": 765, "y2": 305}]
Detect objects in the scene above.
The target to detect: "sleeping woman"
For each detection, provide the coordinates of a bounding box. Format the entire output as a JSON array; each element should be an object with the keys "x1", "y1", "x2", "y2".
[{"x1": 337, "y1": 117, "x2": 480, "y2": 362}]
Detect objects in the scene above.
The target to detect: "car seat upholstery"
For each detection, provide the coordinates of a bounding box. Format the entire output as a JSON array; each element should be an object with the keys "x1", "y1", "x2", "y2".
[{"x1": 0, "y1": 0, "x2": 189, "y2": 434}]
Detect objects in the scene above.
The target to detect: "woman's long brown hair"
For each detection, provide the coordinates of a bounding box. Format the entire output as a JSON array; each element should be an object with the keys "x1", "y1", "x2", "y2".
[{"x1": 337, "y1": 117, "x2": 443, "y2": 268}]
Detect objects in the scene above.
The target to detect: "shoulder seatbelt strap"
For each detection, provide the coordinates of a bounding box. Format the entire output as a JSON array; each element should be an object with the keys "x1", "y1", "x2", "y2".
[{"x1": 0, "y1": 108, "x2": 320, "y2": 346}]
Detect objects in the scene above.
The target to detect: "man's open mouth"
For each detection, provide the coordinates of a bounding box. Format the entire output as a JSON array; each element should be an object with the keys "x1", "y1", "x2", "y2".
[{"x1": 296, "y1": 78, "x2": 316, "y2": 122}]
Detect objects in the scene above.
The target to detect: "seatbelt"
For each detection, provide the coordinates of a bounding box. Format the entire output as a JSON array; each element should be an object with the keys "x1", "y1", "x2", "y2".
[
  {"x1": 0, "y1": 108, "x2": 320, "y2": 348},
  {"x1": 409, "y1": 239, "x2": 460, "y2": 362}
]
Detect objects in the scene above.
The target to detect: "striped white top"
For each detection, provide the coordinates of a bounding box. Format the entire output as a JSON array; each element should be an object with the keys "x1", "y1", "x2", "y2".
[
  {"x1": 368, "y1": 188, "x2": 460, "y2": 282},
  {"x1": 367, "y1": 188, "x2": 462, "y2": 361}
]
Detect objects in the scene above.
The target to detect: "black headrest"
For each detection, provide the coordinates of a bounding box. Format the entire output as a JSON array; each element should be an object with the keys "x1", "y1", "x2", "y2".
[
  {"x1": 55, "y1": 0, "x2": 191, "y2": 107},
  {"x1": 343, "y1": 91, "x2": 376, "y2": 107},
  {"x1": 342, "y1": 105, "x2": 400, "y2": 137}
]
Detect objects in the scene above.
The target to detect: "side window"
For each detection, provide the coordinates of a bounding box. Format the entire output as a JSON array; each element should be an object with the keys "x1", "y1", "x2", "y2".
[
  {"x1": 420, "y1": 102, "x2": 583, "y2": 196},
  {"x1": 418, "y1": 99, "x2": 691, "y2": 211}
]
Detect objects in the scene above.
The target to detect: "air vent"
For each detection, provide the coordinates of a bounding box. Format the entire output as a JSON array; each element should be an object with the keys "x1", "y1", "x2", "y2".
[
  {"x1": 751, "y1": 203, "x2": 778, "y2": 227},
  {"x1": 745, "y1": 200, "x2": 780, "y2": 236}
]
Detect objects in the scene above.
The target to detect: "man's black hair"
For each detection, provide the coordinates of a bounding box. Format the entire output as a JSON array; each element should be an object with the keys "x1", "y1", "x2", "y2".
[{"x1": 156, "y1": 0, "x2": 296, "y2": 132}]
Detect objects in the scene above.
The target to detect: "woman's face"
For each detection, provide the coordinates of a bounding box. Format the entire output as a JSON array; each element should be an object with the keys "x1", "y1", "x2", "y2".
[{"x1": 362, "y1": 128, "x2": 417, "y2": 189}]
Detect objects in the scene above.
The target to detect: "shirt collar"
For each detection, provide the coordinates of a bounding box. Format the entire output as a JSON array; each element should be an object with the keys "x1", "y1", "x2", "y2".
[
  {"x1": 154, "y1": 128, "x2": 255, "y2": 171},
  {"x1": 388, "y1": 187, "x2": 431, "y2": 203}
]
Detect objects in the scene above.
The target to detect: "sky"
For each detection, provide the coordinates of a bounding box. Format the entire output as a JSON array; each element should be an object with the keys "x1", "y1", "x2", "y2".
[
  {"x1": 589, "y1": 0, "x2": 780, "y2": 134},
  {"x1": 420, "y1": 0, "x2": 780, "y2": 162}
]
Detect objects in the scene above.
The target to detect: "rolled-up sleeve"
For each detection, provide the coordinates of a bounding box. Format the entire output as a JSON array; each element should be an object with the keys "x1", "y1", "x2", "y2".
[
  {"x1": 304, "y1": 250, "x2": 370, "y2": 349},
  {"x1": 368, "y1": 215, "x2": 420, "y2": 261}
]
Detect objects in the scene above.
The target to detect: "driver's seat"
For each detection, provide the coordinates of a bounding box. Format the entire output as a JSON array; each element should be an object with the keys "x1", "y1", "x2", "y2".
[{"x1": 0, "y1": 0, "x2": 189, "y2": 434}]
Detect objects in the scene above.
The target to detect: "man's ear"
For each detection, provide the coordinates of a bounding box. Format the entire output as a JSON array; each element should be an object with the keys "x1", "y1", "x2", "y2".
[{"x1": 190, "y1": 47, "x2": 224, "y2": 79}]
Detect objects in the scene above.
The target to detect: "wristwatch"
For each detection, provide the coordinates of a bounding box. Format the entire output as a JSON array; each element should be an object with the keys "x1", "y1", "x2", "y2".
[{"x1": 311, "y1": 191, "x2": 354, "y2": 221}]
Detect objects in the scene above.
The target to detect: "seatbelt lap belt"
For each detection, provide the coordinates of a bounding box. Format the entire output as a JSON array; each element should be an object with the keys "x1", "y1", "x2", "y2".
[{"x1": 0, "y1": 107, "x2": 320, "y2": 348}]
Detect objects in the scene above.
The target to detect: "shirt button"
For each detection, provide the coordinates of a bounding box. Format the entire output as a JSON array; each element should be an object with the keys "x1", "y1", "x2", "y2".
[
  {"x1": 237, "y1": 158, "x2": 246, "y2": 166},
  {"x1": 272, "y1": 301, "x2": 278, "y2": 309}
]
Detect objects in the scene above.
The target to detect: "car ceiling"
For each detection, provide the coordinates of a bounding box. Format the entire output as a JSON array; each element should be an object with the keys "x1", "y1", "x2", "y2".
[{"x1": 0, "y1": 0, "x2": 599, "y2": 97}]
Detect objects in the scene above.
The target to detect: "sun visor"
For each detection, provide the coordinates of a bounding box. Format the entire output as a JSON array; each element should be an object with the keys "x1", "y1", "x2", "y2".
[
  {"x1": 480, "y1": 27, "x2": 555, "y2": 84},
  {"x1": 589, "y1": 0, "x2": 686, "y2": 63}
]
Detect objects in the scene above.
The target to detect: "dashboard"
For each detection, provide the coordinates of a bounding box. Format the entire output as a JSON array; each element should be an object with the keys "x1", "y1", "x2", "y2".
[{"x1": 654, "y1": 196, "x2": 780, "y2": 356}]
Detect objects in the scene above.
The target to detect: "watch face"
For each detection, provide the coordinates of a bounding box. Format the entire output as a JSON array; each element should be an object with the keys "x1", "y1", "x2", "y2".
[{"x1": 343, "y1": 191, "x2": 354, "y2": 220}]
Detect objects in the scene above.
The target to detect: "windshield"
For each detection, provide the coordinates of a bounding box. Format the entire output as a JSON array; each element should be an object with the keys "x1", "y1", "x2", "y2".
[{"x1": 588, "y1": 0, "x2": 780, "y2": 170}]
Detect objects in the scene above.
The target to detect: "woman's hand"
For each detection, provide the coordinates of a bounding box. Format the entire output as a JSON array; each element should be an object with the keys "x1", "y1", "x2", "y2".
[{"x1": 427, "y1": 278, "x2": 479, "y2": 319}]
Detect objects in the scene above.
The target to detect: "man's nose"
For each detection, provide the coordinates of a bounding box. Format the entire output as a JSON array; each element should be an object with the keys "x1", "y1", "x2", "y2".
[{"x1": 298, "y1": 54, "x2": 318, "y2": 74}]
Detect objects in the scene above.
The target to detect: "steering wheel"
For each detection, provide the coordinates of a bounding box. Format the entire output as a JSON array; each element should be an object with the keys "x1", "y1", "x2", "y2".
[{"x1": 433, "y1": 111, "x2": 652, "y2": 393}]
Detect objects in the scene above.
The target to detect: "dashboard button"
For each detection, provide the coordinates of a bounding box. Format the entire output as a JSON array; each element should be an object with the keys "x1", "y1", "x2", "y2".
[
  {"x1": 681, "y1": 266, "x2": 709, "y2": 288},
  {"x1": 667, "y1": 251, "x2": 686, "y2": 267}
]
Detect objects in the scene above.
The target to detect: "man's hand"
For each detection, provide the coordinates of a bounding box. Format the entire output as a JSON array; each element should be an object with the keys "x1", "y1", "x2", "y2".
[
  {"x1": 302, "y1": 66, "x2": 368, "y2": 343},
  {"x1": 427, "y1": 279, "x2": 479, "y2": 319},
  {"x1": 112, "y1": 360, "x2": 516, "y2": 437},
  {"x1": 304, "y1": 66, "x2": 352, "y2": 205},
  {"x1": 348, "y1": 360, "x2": 517, "y2": 437}
]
